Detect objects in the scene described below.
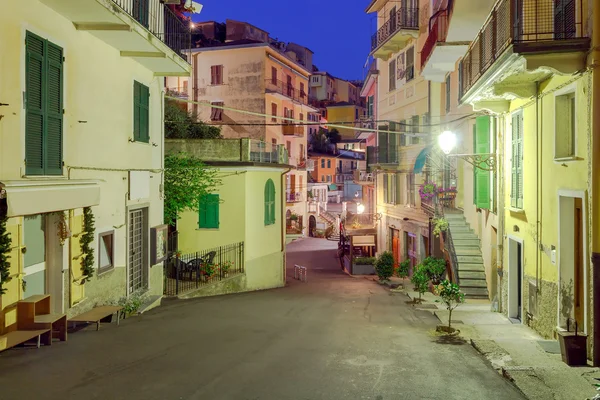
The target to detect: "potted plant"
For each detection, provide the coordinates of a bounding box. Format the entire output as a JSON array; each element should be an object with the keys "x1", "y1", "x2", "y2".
[
  {"x1": 432, "y1": 217, "x2": 449, "y2": 238},
  {"x1": 558, "y1": 279, "x2": 588, "y2": 366},
  {"x1": 434, "y1": 279, "x2": 465, "y2": 334},
  {"x1": 419, "y1": 182, "x2": 438, "y2": 201},
  {"x1": 422, "y1": 256, "x2": 446, "y2": 285},
  {"x1": 220, "y1": 260, "x2": 233, "y2": 278},
  {"x1": 410, "y1": 265, "x2": 429, "y2": 303},
  {"x1": 289, "y1": 213, "x2": 299, "y2": 222},
  {"x1": 443, "y1": 187, "x2": 458, "y2": 199},
  {"x1": 374, "y1": 251, "x2": 394, "y2": 282},
  {"x1": 202, "y1": 263, "x2": 216, "y2": 282}
]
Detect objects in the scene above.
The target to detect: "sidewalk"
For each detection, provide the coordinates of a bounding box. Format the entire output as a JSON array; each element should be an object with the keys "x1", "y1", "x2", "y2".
[{"x1": 400, "y1": 288, "x2": 600, "y2": 400}]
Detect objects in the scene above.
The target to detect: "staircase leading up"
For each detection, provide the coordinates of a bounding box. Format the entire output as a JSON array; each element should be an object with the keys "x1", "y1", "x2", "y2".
[
  {"x1": 318, "y1": 209, "x2": 340, "y2": 241},
  {"x1": 445, "y1": 212, "x2": 489, "y2": 300}
]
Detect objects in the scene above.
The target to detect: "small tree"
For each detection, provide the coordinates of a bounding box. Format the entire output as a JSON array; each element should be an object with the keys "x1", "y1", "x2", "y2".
[
  {"x1": 422, "y1": 256, "x2": 446, "y2": 284},
  {"x1": 164, "y1": 153, "x2": 221, "y2": 226},
  {"x1": 327, "y1": 128, "x2": 342, "y2": 144},
  {"x1": 436, "y1": 279, "x2": 465, "y2": 329},
  {"x1": 397, "y1": 259, "x2": 410, "y2": 279},
  {"x1": 165, "y1": 99, "x2": 221, "y2": 139},
  {"x1": 411, "y1": 266, "x2": 429, "y2": 303},
  {"x1": 375, "y1": 251, "x2": 395, "y2": 281}
]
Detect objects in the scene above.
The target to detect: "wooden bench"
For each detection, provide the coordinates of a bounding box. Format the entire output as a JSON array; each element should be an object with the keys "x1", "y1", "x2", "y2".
[
  {"x1": 0, "y1": 329, "x2": 51, "y2": 353},
  {"x1": 69, "y1": 306, "x2": 123, "y2": 331},
  {"x1": 17, "y1": 295, "x2": 67, "y2": 344}
]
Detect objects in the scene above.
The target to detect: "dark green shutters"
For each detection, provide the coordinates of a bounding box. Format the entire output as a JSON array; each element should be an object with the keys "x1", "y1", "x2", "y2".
[
  {"x1": 474, "y1": 116, "x2": 491, "y2": 209},
  {"x1": 25, "y1": 31, "x2": 63, "y2": 176},
  {"x1": 264, "y1": 179, "x2": 276, "y2": 225},
  {"x1": 134, "y1": 81, "x2": 150, "y2": 143},
  {"x1": 511, "y1": 112, "x2": 524, "y2": 209},
  {"x1": 199, "y1": 194, "x2": 220, "y2": 229}
]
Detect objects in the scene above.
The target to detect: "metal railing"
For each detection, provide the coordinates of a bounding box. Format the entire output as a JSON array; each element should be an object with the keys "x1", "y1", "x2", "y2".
[
  {"x1": 286, "y1": 190, "x2": 303, "y2": 202},
  {"x1": 163, "y1": 242, "x2": 245, "y2": 296},
  {"x1": 371, "y1": 7, "x2": 420, "y2": 51},
  {"x1": 265, "y1": 79, "x2": 308, "y2": 104},
  {"x1": 249, "y1": 140, "x2": 288, "y2": 164},
  {"x1": 421, "y1": 7, "x2": 450, "y2": 68},
  {"x1": 112, "y1": 0, "x2": 190, "y2": 63},
  {"x1": 460, "y1": 0, "x2": 585, "y2": 97},
  {"x1": 354, "y1": 170, "x2": 374, "y2": 183}
]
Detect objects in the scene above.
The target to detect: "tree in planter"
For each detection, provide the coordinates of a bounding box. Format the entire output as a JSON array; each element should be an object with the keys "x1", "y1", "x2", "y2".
[
  {"x1": 435, "y1": 279, "x2": 465, "y2": 329},
  {"x1": 164, "y1": 153, "x2": 221, "y2": 226},
  {"x1": 411, "y1": 266, "x2": 429, "y2": 303},
  {"x1": 422, "y1": 256, "x2": 446, "y2": 284},
  {"x1": 397, "y1": 259, "x2": 410, "y2": 279},
  {"x1": 80, "y1": 207, "x2": 95, "y2": 283},
  {"x1": 374, "y1": 251, "x2": 395, "y2": 281},
  {"x1": 0, "y1": 204, "x2": 12, "y2": 295}
]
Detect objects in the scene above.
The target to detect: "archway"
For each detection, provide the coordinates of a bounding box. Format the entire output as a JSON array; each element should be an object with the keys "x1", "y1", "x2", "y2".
[{"x1": 309, "y1": 215, "x2": 317, "y2": 237}]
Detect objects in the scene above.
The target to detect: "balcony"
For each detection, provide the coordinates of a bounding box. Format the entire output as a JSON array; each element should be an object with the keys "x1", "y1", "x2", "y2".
[
  {"x1": 165, "y1": 138, "x2": 289, "y2": 165},
  {"x1": 367, "y1": 146, "x2": 399, "y2": 168},
  {"x1": 460, "y1": 0, "x2": 589, "y2": 108},
  {"x1": 354, "y1": 170, "x2": 374, "y2": 185},
  {"x1": 265, "y1": 79, "x2": 308, "y2": 105},
  {"x1": 370, "y1": 7, "x2": 419, "y2": 60},
  {"x1": 286, "y1": 190, "x2": 303, "y2": 203},
  {"x1": 282, "y1": 124, "x2": 305, "y2": 137},
  {"x1": 335, "y1": 174, "x2": 354, "y2": 184},
  {"x1": 298, "y1": 158, "x2": 315, "y2": 171},
  {"x1": 39, "y1": 0, "x2": 191, "y2": 76}
]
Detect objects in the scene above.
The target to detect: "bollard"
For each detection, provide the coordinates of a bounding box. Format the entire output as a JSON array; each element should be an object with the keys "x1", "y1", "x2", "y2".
[{"x1": 294, "y1": 265, "x2": 307, "y2": 282}]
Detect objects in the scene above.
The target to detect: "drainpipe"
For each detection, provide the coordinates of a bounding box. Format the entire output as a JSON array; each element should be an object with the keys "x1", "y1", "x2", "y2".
[
  {"x1": 591, "y1": 3, "x2": 600, "y2": 367},
  {"x1": 281, "y1": 167, "x2": 292, "y2": 284},
  {"x1": 496, "y1": 115, "x2": 505, "y2": 313}
]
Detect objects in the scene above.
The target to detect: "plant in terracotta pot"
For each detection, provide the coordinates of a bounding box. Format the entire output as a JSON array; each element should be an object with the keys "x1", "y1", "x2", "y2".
[
  {"x1": 434, "y1": 279, "x2": 465, "y2": 334},
  {"x1": 220, "y1": 260, "x2": 233, "y2": 277}
]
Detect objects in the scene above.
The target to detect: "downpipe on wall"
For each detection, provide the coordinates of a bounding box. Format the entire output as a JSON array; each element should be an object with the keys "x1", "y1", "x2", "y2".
[{"x1": 281, "y1": 167, "x2": 292, "y2": 283}]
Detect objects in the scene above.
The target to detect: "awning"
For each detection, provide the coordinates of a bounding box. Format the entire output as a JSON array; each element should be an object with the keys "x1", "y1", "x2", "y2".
[
  {"x1": 413, "y1": 146, "x2": 432, "y2": 174},
  {"x1": 352, "y1": 235, "x2": 376, "y2": 246},
  {"x1": 328, "y1": 184, "x2": 338, "y2": 191},
  {"x1": 0, "y1": 180, "x2": 101, "y2": 217}
]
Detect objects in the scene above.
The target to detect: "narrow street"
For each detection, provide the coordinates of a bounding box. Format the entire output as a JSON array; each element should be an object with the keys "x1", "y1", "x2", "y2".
[{"x1": 0, "y1": 239, "x2": 524, "y2": 400}]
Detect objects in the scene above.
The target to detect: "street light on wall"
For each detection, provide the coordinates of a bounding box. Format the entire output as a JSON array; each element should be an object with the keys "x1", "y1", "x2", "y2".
[{"x1": 437, "y1": 130, "x2": 496, "y2": 172}]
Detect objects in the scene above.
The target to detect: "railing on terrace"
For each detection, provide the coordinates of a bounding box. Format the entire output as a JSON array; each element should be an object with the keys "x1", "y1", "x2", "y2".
[
  {"x1": 460, "y1": 0, "x2": 585, "y2": 97},
  {"x1": 265, "y1": 79, "x2": 308, "y2": 105},
  {"x1": 164, "y1": 242, "x2": 245, "y2": 296},
  {"x1": 371, "y1": 7, "x2": 420, "y2": 51},
  {"x1": 249, "y1": 140, "x2": 288, "y2": 164},
  {"x1": 421, "y1": 8, "x2": 450, "y2": 68},
  {"x1": 112, "y1": 0, "x2": 190, "y2": 63},
  {"x1": 286, "y1": 190, "x2": 303, "y2": 202}
]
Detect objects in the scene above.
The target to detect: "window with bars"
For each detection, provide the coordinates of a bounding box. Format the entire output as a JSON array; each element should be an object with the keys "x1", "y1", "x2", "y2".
[
  {"x1": 211, "y1": 65, "x2": 224, "y2": 85},
  {"x1": 210, "y1": 102, "x2": 224, "y2": 121}
]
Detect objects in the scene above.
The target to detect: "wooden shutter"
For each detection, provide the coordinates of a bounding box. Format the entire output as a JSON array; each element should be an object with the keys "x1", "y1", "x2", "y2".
[
  {"x1": 389, "y1": 59, "x2": 396, "y2": 91},
  {"x1": 378, "y1": 128, "x2": 388, "y2": 163},
  {"x1": 516, "y1": 113, "x2": 524, "y2": 208},
  {"x1": 271, "y1": 67, "x2": 277, "y2": 84},
  {"x1": 211, "y1": 66, "x2": 216, "y2": 85},
  {"x1": 265, "y1": 179, "x2": 276, "y2": 225},
  {"x1": 474, "y1": 116, "x2": 491, "y2": 209},
  {"x1": 45, "y1": 42, "x2": 64, "y2": 175},
  {"x1": 406, "y1": 47, "x2": 414, "y2": 80},
  {"x1": 388, "y1": 125, "x2": 397, "y2": 163},
  {"x1": 199, "y1": 194, "x2": 219, "y2": 229},
  {"x1": 271, "y1": 103, "x2": 277, "y2": 122},
  {"x1": 25, "y1": 32, "x2": 45, "y2": 175},
  {"x1": 133, "y1": 81, "x2": 149, "y2": 142},
  {"x1": 510, "y1": 113, "x2": 520, "y2": 208},
  {"x1": 383, "y1": 173, "x2": 389, "y2": 203}
]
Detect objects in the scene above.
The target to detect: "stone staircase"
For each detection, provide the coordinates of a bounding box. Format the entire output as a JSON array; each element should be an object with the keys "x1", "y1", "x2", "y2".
[
  {"x1": 445, "y1": 212, "x2": 489, "y2": 299},
  {"x1": 318, "y1": 209, "x2": 339, "y2": 241}
]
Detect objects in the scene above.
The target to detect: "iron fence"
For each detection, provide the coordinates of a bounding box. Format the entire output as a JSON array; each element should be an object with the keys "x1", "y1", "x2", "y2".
[
  {"x1": 460, "y1": 0, "x2": 585, "y2": 97},
  {"x1": 163, "y1": 242, "x2": 245, "y2": 296},
  {"x1": 371, "y1": 7, "x2": 420, "y2": 51},
  {"x1": 265, "y1": 79, "x2": 308, "y2": 105}
]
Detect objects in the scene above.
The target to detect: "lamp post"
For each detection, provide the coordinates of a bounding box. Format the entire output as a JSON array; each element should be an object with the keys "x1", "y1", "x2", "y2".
[{"x1": 438, "y1": 130, "x2": 496, "y2": 172}]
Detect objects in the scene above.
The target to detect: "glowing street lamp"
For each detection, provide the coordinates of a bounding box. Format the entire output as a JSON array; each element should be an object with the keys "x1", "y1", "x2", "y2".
[
  {"x1": 357, "y1": 203, "x2": 365, "y2": 214},
  {"x1": 438, "y1": 130, "x2": 457, "y2": 155}
]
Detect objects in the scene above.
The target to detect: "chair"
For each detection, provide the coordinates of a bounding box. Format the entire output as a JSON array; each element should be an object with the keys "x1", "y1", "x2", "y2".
[{"x1": 187, "y1": 251, "x2": 217, "y2": 280}]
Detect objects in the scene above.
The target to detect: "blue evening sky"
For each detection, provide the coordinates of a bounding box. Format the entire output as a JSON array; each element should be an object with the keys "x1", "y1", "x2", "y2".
[{"x1": 193, "y1": 0, "x2": 375, "y2": 81}]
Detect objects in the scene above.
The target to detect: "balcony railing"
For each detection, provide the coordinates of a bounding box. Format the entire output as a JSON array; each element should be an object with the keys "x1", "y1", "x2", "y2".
[
  {"x1": 112, "y1": 0, "x2": 191, "y2": 63},
  {"x1": 460, "y1": 0, "x2": 586, "y2": 98},
  {"x1": 371, "y1": 7, "x2": 420, "y2": 51},
  {"x1": 421, "y1": 8, "x2": 450, "y2": 68},
  {"x1": 286, "y1": 191, "x2": 303, "y2": 203},
  {"x1": 282, "y1": 124, "x2": 305, "y2": 136},
  {"x1": 354, "y1": 170, "x2": 374, "y2": 183},
  {"x1": 335, "y1": 174, "x2": 354, "y2": 183},
  {"x1": 367, "y1": 146, "x2": 400, "y2": 165},
  {"x1": 265, "y1": 79, "x2": 308, "y2": 104},
  {"x1": 249, "y1": 140, "x2": 289, "y2": 164}
]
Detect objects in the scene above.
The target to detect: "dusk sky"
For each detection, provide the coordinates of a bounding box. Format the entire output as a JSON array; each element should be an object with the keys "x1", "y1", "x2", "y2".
[{"x1": 193, "y1": 0, "x2": 375, "y2": 81}]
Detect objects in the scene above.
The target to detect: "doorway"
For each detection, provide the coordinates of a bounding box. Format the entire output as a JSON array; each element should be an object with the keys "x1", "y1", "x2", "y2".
[
  {"x1": 405, "y1": 232, "x2": 417, "y2": 273},
  {"x1": 309, "y1": 215, "x2": 316, "y2": 237},
  {"x1": 128, "y1": 207, "x2": 149, "y2": 295},
  {"x1": 23, "y1": 215, "x2": 46, "y2": 297},
  {"x1": 391, "y1": 228, "x2": 400, "y2": 268},
  {"x1": 508, "y1": 236, "x2": 524, "y2": 321},
  {"x1": 558, "y1": 192, "x2": 587, "y2": 332}
]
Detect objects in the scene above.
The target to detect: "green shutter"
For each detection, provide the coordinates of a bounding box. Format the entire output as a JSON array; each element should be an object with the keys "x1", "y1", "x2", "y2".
[
  {"x1": 199, "y1": 194, "x2": 219, "y2": 229},
  {"x1": 45, "y1": 42, "x2": 64, "y2": 175},
  {"x1": 516, "y1": 114, "x2": 524, "y2": 209},
  {"x1": 25, "y1": 32, "x2": 45, "y2": 175},
  {"x1": 264, "y1": 179, "x2": 276, "y2": 225},
  {"x1": 378, "y1": 128, "x2": 388, "y2": 164},
  {"x1": 388, "y1": 129, "x2": 397, "y2": 164},
  {"x1": 133, "y1": 81, "x2": 150, "y2": 143},
  {"x1": 474, "y1": 116, "x2": 491, "y2": 209},
  {"x1": 510, "y1": 113, "x2": 522, "y2": 208},
  {"x1": 25, "y1": 32, "x2": 63, "y2": 176}
]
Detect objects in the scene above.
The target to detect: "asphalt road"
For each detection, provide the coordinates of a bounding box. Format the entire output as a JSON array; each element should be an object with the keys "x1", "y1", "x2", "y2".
[{"x1": 0, "y1": 238, "x2": 525, "y2": 400}]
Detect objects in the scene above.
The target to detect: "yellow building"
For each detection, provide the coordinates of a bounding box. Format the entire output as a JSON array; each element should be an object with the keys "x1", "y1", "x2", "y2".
[
  {"x1": 0, "y1": 0, "x2": 191, "y2": 333},
  {"x1": 421, "y1": 0, "x2": 594, "y2": 348},
  {"x1": 166, "y1": 20, "x2": 316, "y2": 239},
  {"x1": 165, "y1": 139, "x2": 289, "y2": 295},
  {"x1": 325, "y1": 103, "x2": 367, "y2": 140}
]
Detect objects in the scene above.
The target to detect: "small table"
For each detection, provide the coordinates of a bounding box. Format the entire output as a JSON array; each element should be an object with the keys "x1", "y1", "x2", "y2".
[{"x1": 69, "y1": 306, "x2": 123, "y2": 331}]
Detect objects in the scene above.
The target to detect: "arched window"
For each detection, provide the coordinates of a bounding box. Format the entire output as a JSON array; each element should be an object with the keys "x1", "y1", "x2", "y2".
[{"x1": 264, "y1": 179, "x2": 276, "y2": 225}]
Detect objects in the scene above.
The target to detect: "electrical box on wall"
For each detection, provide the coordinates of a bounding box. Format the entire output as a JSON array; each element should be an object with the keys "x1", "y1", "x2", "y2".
[{"x1": 551, "y1": 249, "x2": 557, "y2": 265}]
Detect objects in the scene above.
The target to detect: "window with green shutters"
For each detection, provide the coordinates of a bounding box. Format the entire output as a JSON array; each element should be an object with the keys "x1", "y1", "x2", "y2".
[
  {"x1": 474, "y1": 116, "x2": 491, "y2": 209},
  {"x1": 199, "y1": 194, "x2": 220, "y2": 229},
  {"x1": 264, "y1": 179, "x2": 276, "y2": 225},
  {"x1": 25, "y1": 31, "x2": 63, "y2": 176},
  {"x1": 388, "y1": 123, "x2": 397, "y2": 163},
  {"x1": 511, "y1": 112, "x2": 524, "y2": 209},
  {"x1": 133, "y1": 81, "x2": 150, "y2": 143}
]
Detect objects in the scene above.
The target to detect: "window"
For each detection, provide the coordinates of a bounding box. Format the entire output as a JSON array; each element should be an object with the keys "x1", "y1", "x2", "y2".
[
  {"x1": 327, "y1": 175, "x2": 332, "y2": 182},
  {"x1": 474, "y1": 116, "x2": 491, "y2": 209},
  {"x1": 383, "y1": 173, "x2": 397, "y2": 204},
  {"x1": 286, "y1": 141, "x2": 292, "y2": 157},
  {"x1": 327, "y1": 159, "x2": 331, "y2": 168},
  {"x1": 25, "y1": 31, "x2": 64, "y2": 175},
  {"x1": 264, "y1": 179, "x2": 276, "y2": 225},
  {"x1": 271, "y1": 103, "x2": 277, "y2": 123},
  {"x1": 406, "y1": 174, "x2": 415, "y2": 206},
  {"x1": 367, "y1": 96, "x2": 374, "y2": 117},
  {"x1": 321, "y1": 159, "x2": 325, "y2": 168},
  {"x1": 300, "y1": 144, "x2": 305, "y2": 159},
  {"x1": 286, "y1": 75, "x2": 293, "y2": 97},
  {"x1": 98, "y1": 231, "x2": 114, "y2": 274},
  {"x1": 411, "y1": 115, "x2": 420, "y2": 145},
  {"x1": 511, "y1": 112, "x2": 524, "y2": 209},
  {"x1": 272, "y1": 138, "x2": 277, "y2": 145},
  {"x1": 555, "y1": 91, "x2": 576, "y2": 159},
  {"x1": 299, "y1": 113, "x2": 304, "y2": 122},
  {"x1": 406, "y1": 47, "x2": 415, "y2": 81},
  {"x1": 211, "y1": 65, "x2": 224, "y2": 85},
  {"x1": 210, "y1": 101, "x2": 224, "y2": 121},
  {"x1": 133, "y1": 81, "x2": 150, "y2": 143},
  {"x1": 389, "y1": 58, "x2": 396, "y2": 92},
  {"x1": 355, "y1": 108, "x2": 359, "y2": 120},
  {"x1": 271, "y1": 67, "x2": 277, "y2": 84},
  {"x1": 445, "y1": 75, "x2": 451, "y2": 113},
  {"x1": 300, "y1": 82, "x2": 306, "y2": 97},
  {"x1": 321, "y1": 175, "x2": 325, "y2": 181},
  {"x1": 199, "y1": 194, "x2": 220, "y2": 229}
]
